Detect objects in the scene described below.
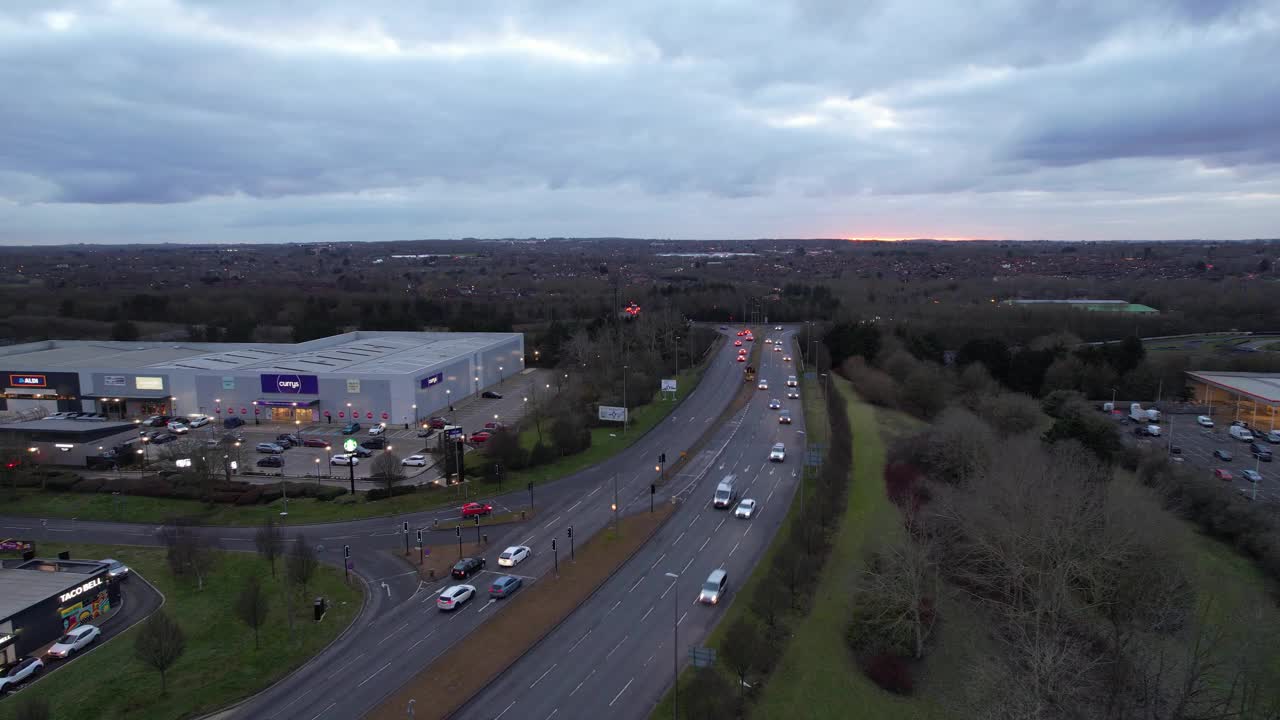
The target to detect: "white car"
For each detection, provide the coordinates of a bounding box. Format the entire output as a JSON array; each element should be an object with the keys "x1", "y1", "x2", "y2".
[
  {"x1": 734, "y1": 498, "x2": 757, "y2": 519},
  {"x1": 0, "y1": 657, "x2": 43, "y2": 692},
  {"x1": 437, "y1": 584, "x2": 476, "y2": 611},
  {"x1": 768, "y1": 399, "x2": 781, "y2": 410},
  {"x1": 773, "y1": 346, "x2": 782, "y2": 352},
  {"x1": 369, "y1": 423, "x2": 386, "y2": 436},
  {"x1": 187, "y1": 415, "x2": 210, "y2": 428},
  {"x1": 774, "y1": 326, "x2": 783, "y2": 331},
  {"x1": 330, "y1": 454, "x2": 359, "y2": 466},
  {"x1": 402, "y1": 454, "x2": 427, "y2": 467},
  {"x1": 758, "y1": 380, "x2": 768, "y2": 390},
  {"x1": 46, "y1": 624, "x2": 101, "y2": 659},
  {"x1": 769, "y1": 443, "x2": 786, "y2": 462},
  {"x1": 497, "y1": 545, "x2": 531, "y2": 567},
  {"x1": 1197, "y1": 415, "x2": 1214, "y2": 428},
  {"x1": 783, "y1": 355, "x2": 792, "y2": 362},
  {"x1": 1269, "y1": 430, "x2": 1280, "y2": 444},
  {"x1": 167, "y1": 421, "x2": 189, "y2": 434}
]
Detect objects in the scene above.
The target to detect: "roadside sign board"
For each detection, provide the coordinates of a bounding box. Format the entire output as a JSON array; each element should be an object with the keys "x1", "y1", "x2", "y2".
[
  {"x1": 661, "y1": 379, "x2": 677, "y2": 392},
  {"x1": 598, "y1": 406, "x2": 628, "y2": 423},
  {"x1": 804, "y1": 371, "x2": 817, "y2": 381},
  {"x1": 689, "y1": 646, "x2": 717, "y2": 668}
]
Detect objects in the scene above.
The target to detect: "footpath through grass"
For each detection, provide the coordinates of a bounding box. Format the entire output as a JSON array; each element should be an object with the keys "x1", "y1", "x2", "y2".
[
  {"x1": 0, "y1": 543, "x2": 361, "y2": 720},
  {"x1": 752, "y1": 378, "x2": 932, "y2": 720},
  {"x1": 0, "y1": 363, "x2": 711, "y2": 527}
]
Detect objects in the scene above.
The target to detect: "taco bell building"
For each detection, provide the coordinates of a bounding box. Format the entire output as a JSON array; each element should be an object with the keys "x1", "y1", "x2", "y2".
[{"x1": 0, "y1": 331, "x2": 523, "y2": 427}]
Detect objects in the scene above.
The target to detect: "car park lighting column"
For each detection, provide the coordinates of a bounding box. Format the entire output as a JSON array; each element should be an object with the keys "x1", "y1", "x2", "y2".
[{"x1": 665, "y1": 571, "x2": 680, "y2": 719}]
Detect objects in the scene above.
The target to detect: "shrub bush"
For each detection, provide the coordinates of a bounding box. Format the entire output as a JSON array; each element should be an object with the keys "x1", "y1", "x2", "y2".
[
  {"x1": 528, "y1": 442, "x2": 556, "y2": 467},
  {"x1": 235, "y1": 487, "x2": 262, "y2": 505},
  {"x1": 367, "y1": 485, "x2": 417, "y2": 501},
  {"x1": 314, "y1": 486, "x2": 345, "y2": 501},
  {"x1": 43, "y1": 473, "x2": 81, "y2": 491},
  {"x1": 862, "y1": 653, "x2": 914, "y2": 695}
]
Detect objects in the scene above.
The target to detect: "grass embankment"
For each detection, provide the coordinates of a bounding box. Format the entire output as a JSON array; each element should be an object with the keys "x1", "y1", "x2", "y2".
[
  {"x1": 367, "y1": 505, "x2": 676, "y2": 720},
  {"x1": 0, "y1": 362, "x2": 711, "y2": 527},
  {"x1": 751, "y1": 377, "x2": 933, "y2": 719},
  {"x1": 0, "y1": 543, "x2": 361, "y2": 720}
]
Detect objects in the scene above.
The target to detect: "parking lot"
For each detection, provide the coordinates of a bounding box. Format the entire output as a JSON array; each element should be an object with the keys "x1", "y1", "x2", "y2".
[{"x1": 1119, "y1": 412, "x2": 1279, "y2": 501}]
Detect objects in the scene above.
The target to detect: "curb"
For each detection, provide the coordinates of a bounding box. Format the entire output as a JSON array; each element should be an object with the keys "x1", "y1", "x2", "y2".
[
  {"x1": 190, "y1": 568, "x2": 370, "y2": 720},
  {"x1": 441, "y1": 503, "x2": 682, "y2": 720}
]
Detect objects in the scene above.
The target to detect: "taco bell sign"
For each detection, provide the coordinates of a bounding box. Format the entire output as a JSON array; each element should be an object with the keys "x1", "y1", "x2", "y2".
[{"x1": 260, "y1": 374, "x2": 319, "y2": 394}]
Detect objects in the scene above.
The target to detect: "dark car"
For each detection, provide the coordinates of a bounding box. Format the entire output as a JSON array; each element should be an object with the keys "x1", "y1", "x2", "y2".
[
  {"x1": 1253, "y1": 442, "x2": 1274, "y2": 462},
  {"x1": 451, "y1": 556, "x2": 486, "y2": 579},
  {"x1": 276, "y1": 434, "x2": 300, "y2": 448},
  {"x1": 1214, "y1": 449, "x2": 1234, "y2": 461},
  {"x1": 417, "y1": 426, "x2": 436, "y2": 438},
  {"x1": 256, "y1": 456, "x2": 284, "y2": 468},
  {"x1": 302, "y1": 437, "x2": 329, "y2": 448},
  {"x1": 489, "y1": 575, "x2": 522, "y2": 599},
  {"x1": 428, "y1": 417, "x2": 447, "y2": 429},
  {"x1": 352, "y1": 446, "x2": 374, "y2": 458},
  {"x1": 223, "y1": 416, "x2": 245, "y2": 429},
  {"x1": 481, "y1": 391, "x2": 503, "y2": 399},
  {"x1": 151, "y1": 433, "x2": 178, "y2": 445},
  {"x1": 342, "y1": 422, "x2": 361, "y2": 434},
  {"x1": 362, "y1": 437, "x2": 386, "y2": 450}
]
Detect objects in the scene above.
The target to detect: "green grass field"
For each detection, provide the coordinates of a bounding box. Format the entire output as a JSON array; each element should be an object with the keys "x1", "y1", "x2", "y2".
[
  {"x1": 0, "y1": 543, "x2": 361, "y2": 720},
  {"x1": 0, "y1": 363, "x2": 709, "y2": 526}
]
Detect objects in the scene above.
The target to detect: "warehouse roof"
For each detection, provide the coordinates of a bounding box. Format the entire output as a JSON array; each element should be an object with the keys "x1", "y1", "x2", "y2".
[
  {"x1": 1186, "y1": 371, "x2": 1280, "y2": 405},
  {"x1": 0, "y1": 332, "x2": 522, "y2": 377},
  {"x1": 0, "y1": 561, "x2": 107, "y2": 620}
]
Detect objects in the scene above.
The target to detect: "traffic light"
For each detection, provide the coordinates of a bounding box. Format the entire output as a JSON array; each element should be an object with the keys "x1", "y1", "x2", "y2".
[
  {"x1": 552, "y1": 539, "x2": 557, "y2": 551},
  {"x1": 567, "y1": 525, "x2": 574, "y2": 539},
  {"x1": 651, "y1": 483, "x2": 656, "y2": 495},
  {"x1": 659, "y1": 452, "x2": 666, "y2": 464}
]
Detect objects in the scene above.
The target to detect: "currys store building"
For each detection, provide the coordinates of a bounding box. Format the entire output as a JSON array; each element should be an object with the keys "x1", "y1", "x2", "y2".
[{"x1": 0, "y1": 331, "x2": 523, "y2": 429}]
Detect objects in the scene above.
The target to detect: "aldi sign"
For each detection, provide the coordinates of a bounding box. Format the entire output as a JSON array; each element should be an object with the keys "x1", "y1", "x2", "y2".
[
  {"x1": 260, "y1": 374, "x2": 319, "y2": 394},
  {"x1": 9, "y1": 374, "x2": 46, "y2": 387}
]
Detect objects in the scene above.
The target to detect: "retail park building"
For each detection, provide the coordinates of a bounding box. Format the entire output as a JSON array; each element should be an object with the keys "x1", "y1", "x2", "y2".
[{"x1": 0, "y1": 331, "x2": 524, "y2": 427}]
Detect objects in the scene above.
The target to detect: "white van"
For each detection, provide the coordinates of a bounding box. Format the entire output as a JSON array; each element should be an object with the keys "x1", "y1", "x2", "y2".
[
  {"x1": 1197, "y1": 415, "x2": 1214, "y2": 428},
  {"x1": 786, "y1": 375, "x2": 798, "y2": 388},
  {"x1": 1230, "y1": 425, "x2": 1254, "y2": 442},
  {"x1": 713, "y1": 475, "x2": 738, "y2": 509},
  {"x1": 699, "y1": 569, "x2": 728, "y2": 605}
]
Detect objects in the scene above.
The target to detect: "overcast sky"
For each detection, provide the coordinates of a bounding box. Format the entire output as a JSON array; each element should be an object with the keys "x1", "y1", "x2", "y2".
[{"x1": 1, "y1": 1, "x2": 1277, "y2": 244}]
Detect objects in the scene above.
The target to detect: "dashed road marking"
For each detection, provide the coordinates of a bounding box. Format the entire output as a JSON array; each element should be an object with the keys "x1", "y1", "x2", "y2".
[
  {"x1": 609, "y1": 677, "x2": 635, "y2": 707},
  {"x1": 531, "y1": 663, "x2": 557, "y2": 689}
]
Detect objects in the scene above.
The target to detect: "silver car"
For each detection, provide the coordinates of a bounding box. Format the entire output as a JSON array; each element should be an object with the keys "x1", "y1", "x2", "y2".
[
  {"x1": 46, "y1": 625, "x2": 101, "y2": 659},
  {"x1": 734, "y1": 498, "x2": 757, "y2": 519},
  {"x1": 769, "y1": 443, "x2": 785, "y2": 462}
]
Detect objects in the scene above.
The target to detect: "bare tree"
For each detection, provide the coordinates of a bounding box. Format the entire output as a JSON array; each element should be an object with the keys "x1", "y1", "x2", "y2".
[
  {"x1": 160, "y1": 521, "x2": 217, "y2": 591},
  {"x1": 720, "y1": 618, "x2": 763, "y2": 700},
  {"x1": 254, "y1": 516, "x2": 284, "y2": 578},
  {"x1": 134, "y1": 610, "x2": 186, "y2": 694},
  {"x1": 369, "y1": 451, "x2": 405, "y2": 493},
  {"x1": 287, "y1": 533, "x2": 318, "y2": 597},
  {"x1": 235, "y1": 573, "x2": 271, "y2": 649},
  {"x1": 850, "y1": 525, "x2": 941, "y2": 660}
]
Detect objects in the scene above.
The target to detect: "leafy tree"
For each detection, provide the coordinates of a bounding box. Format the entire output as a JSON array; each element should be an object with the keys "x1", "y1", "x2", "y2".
[
  {"x1": 254, "y1": 517, "x2": 284, "y2": 578},
  {"x1": 134, "y1": 611, "x2": 185, "y2": 694},
  {"x1": 483, "y1": 428, "x2": 527, "y2": 471},
  {"x1": 235, "y1": 574, "x2": 271, "y2": 649},
  {"x1": 825, "y1": 321, "x2": 881, "y2": 366},
  {"x1": 1043, "y1": 413, "x2": 1123, "y2": 465}
]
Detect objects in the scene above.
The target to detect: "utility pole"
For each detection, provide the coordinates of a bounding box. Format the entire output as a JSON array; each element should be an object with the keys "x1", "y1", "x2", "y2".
[
  {"x1": 456, "y1": 526, "x2": 462, "y2": 560},
  {"x1": 612, "y1": 473, "x2": 619, "y2": 531},
  {"x1": 568, "y1": 525, "x2": 575, "y2": 561},
  {"x1": 552, "y1": 538, "x2": 559, "y2": 575}
]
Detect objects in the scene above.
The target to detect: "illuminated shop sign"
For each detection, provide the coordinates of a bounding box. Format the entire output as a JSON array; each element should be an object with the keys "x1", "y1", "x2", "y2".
[
  {"x1": 135, "y1": 376, "x2": 165, "y2": 391},
  {"x1": 9, "y1": 374, "x2": 46, "y2": 387},
  {"x1": 420, "y1": 373, "x2": 443, "y2": 389},
  {"x1": 260, "y1": 374, "x2": 319, "y2": 394},
  {"x1": 59, "y1": 577, "x2": 104, "y2": 604},
  {"x1": 0, "y1": 633, "x2": 13, "y2": 648}
]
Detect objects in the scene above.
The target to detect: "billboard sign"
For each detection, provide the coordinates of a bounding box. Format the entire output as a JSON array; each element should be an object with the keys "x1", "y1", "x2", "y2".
[
  {"x1": 9, "y1": 374, "x2": 46, "y2": 388},
  {"x1": 661, "y1": 379, "x2": 677, "y2": 392},
  {"x1": 346, "y1": 379, "x2": 361, "y2": 393},
  {"x1": 103, "y1": 375, "x2": 126, "y2": 387},
  {"x1": 598, "y1": 406, "x2": 628, "y2": 423},
  {"x1": 260, "y1": 374, "x2": 319, "y2": 394},
  {"x1": 420, "y1": 372, "x2": 443, "y2": 389}
]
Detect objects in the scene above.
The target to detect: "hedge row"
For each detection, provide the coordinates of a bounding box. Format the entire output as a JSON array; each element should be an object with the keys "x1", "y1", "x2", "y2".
[{"x1": 10, "y1": 469, "x2": 346, "y2": 505}]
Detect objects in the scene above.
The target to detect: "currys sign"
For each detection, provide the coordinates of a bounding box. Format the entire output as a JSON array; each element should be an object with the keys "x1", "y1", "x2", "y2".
[
  {"x1": 420, "y1": 372, "x2": 443, "y2": 389},
  {"x1": 260, "y1": 374, "x2": 319, "y2": 395}
]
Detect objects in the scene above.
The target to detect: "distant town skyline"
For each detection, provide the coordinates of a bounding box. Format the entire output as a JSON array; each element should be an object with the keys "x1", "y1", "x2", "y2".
[{"x1": 1, "y1": 1, "x2": 1277, "y2": 245}]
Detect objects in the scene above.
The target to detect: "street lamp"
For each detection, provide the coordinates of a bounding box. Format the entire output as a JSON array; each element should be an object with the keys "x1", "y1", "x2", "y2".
[
  {"x1": 665, "y1": 571, "x2": 680, "y2": 719},
  {"x1": 623, "y1": 365, "x2": 630, "y2": 434},
  {"x1": 169, "y1": 395, "x2": 178, "y2": 416},
  {"x1": 325, "y1": 445, "x2": 332, "y2": 478}
]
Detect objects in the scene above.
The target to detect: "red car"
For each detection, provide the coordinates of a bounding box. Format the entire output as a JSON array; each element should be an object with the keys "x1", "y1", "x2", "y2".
[
  {"x1": 483, "y1": 421, "x2": 505, "y2": 431},
  {"x1": 429, "y1": 417, "x2": 447, "y2": 429},
  {"x1": 302, "y1": 437, "x2": 329, "y2": 448},
  {"x1": 470, "y1": 431, "x2": 492, "y2": 444},
  {"x1": 736, "y1": 330, "x2": 747, "y2": 336},
  {"x1": 745, "y1": 335, "x2": 754, "y2": 341},
  {"x1": 461, "y1": 502, "x2": 493, "y2": 518},
  {"x1": 737, "y1": 356, "x2": 746, "y2": 362},
  {"x1": 734, "y1": 340, "x2": 743, "y2": 347},
  {"x1": 1214, "y1": 468, "x2": 1233, "y2": 481}
]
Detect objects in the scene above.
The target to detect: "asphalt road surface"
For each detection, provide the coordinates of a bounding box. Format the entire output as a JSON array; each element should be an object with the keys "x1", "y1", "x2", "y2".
[
  {"x1": 0, "y1": 327, "x2": 759, "y2": 719},
  {"x1": 456, "y1": 328, "x2": 806, "y2": 720}
]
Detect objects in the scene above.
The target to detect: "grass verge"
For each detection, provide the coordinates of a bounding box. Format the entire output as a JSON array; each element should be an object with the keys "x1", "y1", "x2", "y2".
[
  {"x1": 0, "y1": 543, "x2": 361, "y2": 720},
  {"x1": 366, "y1": 506, "x2": 675, "y2": 720}
]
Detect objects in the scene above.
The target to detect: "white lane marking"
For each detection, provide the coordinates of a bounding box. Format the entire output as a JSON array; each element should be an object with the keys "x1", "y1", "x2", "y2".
[
  {"x1": 495, "y1": 701, "x2": 516, "y2": 719},
  {"x1": 377, "y1": 621, "x2": 409, "y2": 646},
  {"x1": 357, "y1": 661, "x2": 392, "y2": 686},
  {"x1": 570, "y1": 669, "x2": 596, "y2": 696},
  {"x1": 682, "y1": 556, "x2": 695, "y2": 574},
  {"x1": 689, "y1": 417, "x2": 695, "y2": 423},
  {"x1": 543, "y1": 515, "x2": 562, "y2": 530},
  {"x1": 588, "y1": 486, "x2": 601, "y2": 497},
  {"x1": 521, "y1": 534, "x2": 536, "y2": 546},
  {"x1": 531, "y1": 663, "x2": 558, "y2": 689},
  {"x1": 326, "y1": 652, "x2": 364, "y2": 680},
  {"x1": 545, "y1": 710, "x2": 559, "y2": 720},
  {"x1": 699, "y1": 537, "x2": 710, "y2": 552},
  {"x1": 673, "y1": 531, "x2": 685, "y2": 545},
  {"x1": 716, "y1": 518, "x2": 726, "y2": 532},
  {"x1": 569, "y1": 630, "x2": 592, "y2": 652},
  {"x1": 606, "y1": 599, "x2": 621, "y2": 615},
  {"x1": 644, "y1": 653, "x2": 655, "y2": 668},
  {"x1": 729, "y1": 541, "x2": 741, "y2": 557},
  {"x1": 610, "y1": 677, "x2": 635, "y2": 707},
  {"x1": 641, "y1": 606, "x2": 654, "y2": 622},
  {"x1": 408, "y1": 629, "x2": 436, "y2": 651},
  {"x1": 630, "y1": 576, "x2": 645, "y2": 592},
  {"x1": 606, "y1": 634, "x2": 629, "y2": 659},
  {"x1": 649, "y1": 552, "x2": 666, "y2": 570},
  {"x1": 661, "y1": 580, "x2": 677, "y2": 599},
  {"x1": 767, "y1": 487, "x2": 776, "y2": 502},
  {"x1": 744, "y1": 524, "x2": 752, "y2": 537},
  {"x1": 309, "y1": 702, "x2": 336, "y2": 720},
  {"x1": 567, "y1": 500, "x2": 582, "y2": 512},
  {"x1": 678, "y1": 611, "x2": 689, "y2": 626},
  {"x1": 688, "y1": 513, "x2": 701, "y2": 529}
]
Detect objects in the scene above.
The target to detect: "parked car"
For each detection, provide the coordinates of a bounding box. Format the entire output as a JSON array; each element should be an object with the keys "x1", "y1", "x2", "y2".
[
  {"x1": 470, "y1": 431, "x2": 492, "y2": 444},
  {"x1": 451, "y1": 557, "x2": 486, "y2": 579},
  {"x1": 402, "y1": 454, "x2": 427, "y2": 467},
  {"x1": 167, "y1": 421, "x2": 189, "y2": 434},
  {"x1": 429, "y1": 417, "x2": 448, "y2": 429},
  {"x1": 276, "y1": 433, "x2": 300, "y2": 448},
  {"x1": 45, "y1": 411, "x2": 79, "y2": 420},
  {"x1": 417, "y1": 426, "x2": 436, "y2": 438},
  {"x1": 186, "y1": 415, "x2": 210, "y2": 428},
  {"x1": 46, "y1": 625, "x2": 101, "y2": 659},
  {"x1": 330, "y1": 454, "x2": 359, "y2": 466},
  {"x1": 302, "y1": 437, "x2": 329, "y2": 448},
  {"x1": 483, "y1": 421, "x2": 505, "y2": 431},
  {"x1": 1214, "y1": 449, "x2": 1233, "y2": 461},
  {"x1": 437, "y1": 584, "x2": 476, "y2": 611},
  {"x1": 342, "y1": 422, "x2": 361, "y2": 434},
  {"x1": 489, "y1": 575, "x2": 522, "y2": 599},
  {"x1": 0, "y1": 657, "x2": 43, "y2": 693},
  {"x1": 103, "y1": 558, "x2": 130, "y2": 579},
  {"x1": 1269, "y1": 430, "x2": 1280, "y2": 444},
  {"x1": 769, "y1": 443, "x2": 786, "y2": 462},
  {"x1": 1253, "y1": 443, "x2": 1273, "y2": 462},
  {"x1": 151, "y1": 433, "x2": 177, "y2": 445},
  {"x1": 497, "y1": 545, "x2": 530, "y2": 567},
  {"x1": 1197, "y1": 415, "x2": 1215, "y2": 428},
  {"x1": 368, "y1": 423, "x2": 386, "y2": 436},
  {"x1": 1214, "y1": 468, "x2": 1233, "y2": 481},
  {"x1": 481, "y1": 391, "x2": 503, "y2": 399},
  {"x1": 256, "y1": 456, "x2": 284, "y2": 468},
  {"x1": 223, "y1": 416, "x2": 245, "y2": 429},
  {"x1": 734, "y1": 498, "x2": 757, "y2": 519},
  {"x1": 143, "y1": 415, "x2": 168, "y2": 427},
  {"x1": 351, "y1": 446, "x2": 374, "y2": 458},
  {"x1": 256, "y1": 442, "x2": 284, "y2": 454},
  {"x1": 1243, "y1": 469, "x2": 1263, "y2": 483},
  {"x1": 361, "y1": 437, "x2": 386, "y2": 450},
  {"x1": 461, "y1": 502, "x2": 493, "y2": 518}
]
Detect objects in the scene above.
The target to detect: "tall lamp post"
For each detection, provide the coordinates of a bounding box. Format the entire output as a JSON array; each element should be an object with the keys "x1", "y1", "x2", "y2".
[
  {"x1": 665, "y1": 571, "x2": 680, "y2": 719},
  {"x1": 622, "y1": 364, "x2": 629, "y2": 434}
]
